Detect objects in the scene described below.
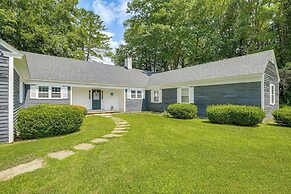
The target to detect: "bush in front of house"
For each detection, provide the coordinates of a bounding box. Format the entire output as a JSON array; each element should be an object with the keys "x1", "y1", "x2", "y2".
[
  {"x1": 272, "y1": 107, "x2": 291, "y2": 127},
  {"x1": 167, "y1": 104, "x2": 198, "y2": 119},
  {"x1": 207, "y1": 104, "x2": 265, "y2": 126},
  {"x1": 16, "y1": 104, "x2": 85, "y2": 139},
  {"x1": 72, "y1": 105, "x2": 88, "y2": 115}
]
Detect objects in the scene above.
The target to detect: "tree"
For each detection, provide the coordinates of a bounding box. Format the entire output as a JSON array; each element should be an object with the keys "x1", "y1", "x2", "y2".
[
  {"x1": 74, "y1": 9, "x2": 111, "y2": 61},
  {"x1": 0, "y1": 0, "x2": 112, "y2": 61}
]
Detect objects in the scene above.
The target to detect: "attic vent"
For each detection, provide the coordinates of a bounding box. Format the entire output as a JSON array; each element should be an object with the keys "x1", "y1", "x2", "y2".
[{"x1": 124, "y1": 57, "x2": 132, "y2": 70}]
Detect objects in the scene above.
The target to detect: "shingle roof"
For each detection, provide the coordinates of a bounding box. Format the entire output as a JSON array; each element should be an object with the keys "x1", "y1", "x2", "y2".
[
  {"x1": 23, "y1": 50, "x2": 274, "y2": 88},
  {"x1": 147, "y1": 50, "x2": 275, "y2": 87},
  {"x1": 23, "y1": 52, "x2": 150, "y2": 87}
]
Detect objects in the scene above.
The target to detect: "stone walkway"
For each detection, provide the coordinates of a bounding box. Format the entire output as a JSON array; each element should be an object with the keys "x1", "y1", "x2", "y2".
[{"x1": 0, "y1": 113, "x2": 129, "y2": 181}]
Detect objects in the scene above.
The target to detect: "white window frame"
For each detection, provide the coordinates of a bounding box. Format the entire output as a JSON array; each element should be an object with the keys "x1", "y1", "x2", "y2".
[
  {"x1": 51, "y1": 87, "x2": 62, "y2": 99},
  {"x1": 153, "y1": 90, "x2": 160, "y2": 103},
  {"x1": 38, "y1": 86, "x2": 49, "y2": 99},
  {"x1": 270, "y1": 84, "x2": 275, "y2": 105},
  {"x1": 128, "y1": 89, "x2": 144, "y2": 99},
  {"x1": 37, "y1": 86, "x2": 64, "y2": 99},
  {"x1": 181, "y1": 87, "x2": 190, "y2": 104}
]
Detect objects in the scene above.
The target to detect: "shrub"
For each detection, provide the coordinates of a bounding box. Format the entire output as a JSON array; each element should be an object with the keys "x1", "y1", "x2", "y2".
[
  {"x1": 16, "y1": 104, "x2": 85, "y2": 139},
  {"x1": 207, "y1": 104, "x2": 265, "y2": 126},
  {"x1": 167, "y1": 104, "x2": 198, "y2": 119},
  {"x1": 72, "y1": 105, "x2": 88, "y2": 115},
  {"x1": 272, "y1": 107, "x2": 291, "y2": 127}
]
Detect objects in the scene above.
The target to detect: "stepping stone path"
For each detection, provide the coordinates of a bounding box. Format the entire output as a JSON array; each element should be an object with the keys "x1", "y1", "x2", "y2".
[
  {"x1": 0, "y1": 159, "x2": 44, "y2": 181},
  {"x1": 102, "y1": 134, "x2": 124, "y2": 138},
  {"x1": 0, "y1": 113, "x2": 130, "y2": 181},
  {"x1": 91, "y1": 138, "x2": 109, "y2": 143},
  {"x1": 74, "y1": 143, "x2": 95, "y2": 150},
  {"x1": 48, "y1": 150, "x2": 74, "y2": 160}
]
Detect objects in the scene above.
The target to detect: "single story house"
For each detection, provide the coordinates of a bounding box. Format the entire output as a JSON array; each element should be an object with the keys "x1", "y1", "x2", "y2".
[{"x1": 0, "y1": 39, "x2": 279, "y2": 143}]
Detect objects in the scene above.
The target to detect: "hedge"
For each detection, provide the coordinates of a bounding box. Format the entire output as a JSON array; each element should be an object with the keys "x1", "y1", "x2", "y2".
[
  {"x1": 207, "y1": 104, "x2": 265, "y2": 126},
  {"x1": 272, "y1": 107, "x2": 291, "y2": 127},
  {"x1": 167, "y1": 104, "x2": 198, "y2": 119},
  {"x1": 16, "y1": 104, "x2": 85, "y2": 139},
  {"x1": 72, "y1": 105, "x2": 88, "y2": 115}
]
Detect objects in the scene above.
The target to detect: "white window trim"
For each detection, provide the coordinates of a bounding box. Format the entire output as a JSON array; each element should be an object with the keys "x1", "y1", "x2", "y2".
[
  {"x1": 127, "y1": 89, "x2": 144, "y2": 99},
  {"x1": 270, "y1": 84, "x2": 275, "y2": 105},
  {"x1": 181, "y1": 87, "x2": 190, "y2": 104},
  {"x1": 36, "y1": 86, "x2": 66, "y2": 100},
  {"x1": 151, "y1": 89, "x2": 162, "y2": 103}
]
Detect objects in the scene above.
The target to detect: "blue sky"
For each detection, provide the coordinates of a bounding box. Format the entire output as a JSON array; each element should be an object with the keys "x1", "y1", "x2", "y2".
[{"x1": 78, "y1": 0, "x2": 130, "y2": 52}]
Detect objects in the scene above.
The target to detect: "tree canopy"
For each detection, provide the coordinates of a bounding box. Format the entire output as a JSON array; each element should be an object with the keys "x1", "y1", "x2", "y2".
[
  {"x1": 0, "y1": 0, "x2": 111, "y2": 61},
  {"x1": 113, "y1": 0, "x2": 290, "y2": 71}
]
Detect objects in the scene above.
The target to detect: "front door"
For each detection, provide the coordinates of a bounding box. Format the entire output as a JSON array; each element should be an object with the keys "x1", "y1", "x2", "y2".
[{"x1": 92, "y1": 89, "x2": 101, "y2": 110}]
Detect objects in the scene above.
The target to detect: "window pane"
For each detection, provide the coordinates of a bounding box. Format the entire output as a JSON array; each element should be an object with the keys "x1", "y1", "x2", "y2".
[
  {"x1": 52, "y1": 87, "x2": 61, "y2": 93},
  {"x1": 181, "y1": 88, "x2": 189, "y2": 96},
  {"x1": 181, "y1": 96, "x2": 189, "y2": 103},
  {"x1": 137, "y1": 90, "x2": 142, "y2": 99},
  {"x1": 131, "y1": 90, "x2": 136, "y2": 98},
  {"x1": 51, "y1": 93, "x2": 61, "y2": 98},
  {"x1": 153, "y1": 90, "x2": 159, "y2": 102},
  {"x1": 38, "y1": 93, "x2": 49, "y2": 98},
  {"x1": 39, "y1": 86, "x2": 48, "y2": 92}
]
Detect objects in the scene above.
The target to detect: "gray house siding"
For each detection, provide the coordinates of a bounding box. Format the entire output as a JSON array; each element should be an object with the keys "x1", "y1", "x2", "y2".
[
  {"x1": 126, "y1": 99, "x2": 147, "y2": 112},
  {"x1": 194, "y1": 82, "x2": 261, "y2": 117},
  {"x1": 0, "y1": 56, "x2": 9, "y2": 143},
  {"x1": 264, "y1": 62, "x2": 279, "y2": 119},
  {"x1": 24, "y1": 84, "x2": 71, "y2": 108},
  {"x1": 13, "y1": 70, "x2": 23, "y2": 126},
  {"x1": 146, "y1": 88, "x2": 177, "y2": 112}
]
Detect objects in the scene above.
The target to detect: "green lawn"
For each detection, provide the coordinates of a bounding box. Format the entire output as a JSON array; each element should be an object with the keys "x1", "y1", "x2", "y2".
[{"x1": 0, "y1": 113, "x2": 290, "y2": 193}]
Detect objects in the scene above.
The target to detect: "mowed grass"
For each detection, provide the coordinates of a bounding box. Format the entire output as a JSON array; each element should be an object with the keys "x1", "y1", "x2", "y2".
[{"x1": 0, "y1": 113, "x2": 290, "y2": 193}]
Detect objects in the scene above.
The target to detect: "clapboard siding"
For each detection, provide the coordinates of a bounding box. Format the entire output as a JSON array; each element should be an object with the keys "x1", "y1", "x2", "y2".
[
  {"x1": 194, "y1": 82, "x2": 261, "y2": 117},
  {"x1": 0, "y1": 56, "x2": 9, "y2": 143},
  {"x1": 146, "y1": 88, "x2": 177, "y2": 112},
  {"x1": 13, "y1": 70, "x2": 23, "y2": 128},
  {"x1": 24, "y1": 85, "x2": 71, "y2": 108},
  {"x1": 264, "y1": 62, "x2": 279, "y2": 119},
  {"x1": 125, "y1": 99, "x2": 147, "y2": 112}
]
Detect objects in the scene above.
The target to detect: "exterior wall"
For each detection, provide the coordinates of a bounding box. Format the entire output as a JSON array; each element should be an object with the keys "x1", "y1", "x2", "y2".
[
  {"x1": 72, "y1": 87, "x2": 91, "y2": 110},
  {"x1": 194, "y1": 82, "x2": 261, "y2": 117},
  {"x1": 264, "y1": 62, "x2": 279, "y2": 119},
  {"x1": 72, "y1": 87, "x2": 124, "y2": 111},
  {"x1": 146, "y1": 88, "x2": 177, "y2": 112},
  {"x1": 0, "y1": 56, "x2": 9, "y2": 143},
  {"x1": 13, "y1": 70, "x2": 23, "y2": 126},
  {"x1": 126, "y1": 98, "x2": 147, "y2": 112},
  {"x1": 24, "y1": 84, "x2": 71, "y2": 108}
]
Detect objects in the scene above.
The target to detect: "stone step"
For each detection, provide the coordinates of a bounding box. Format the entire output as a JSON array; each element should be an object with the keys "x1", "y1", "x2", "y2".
[
  {"x1": 74, "y1": 143, "x2": 95, "y2": 150},
  {"x1": 91, "y1": 138, "x2": 109, "y2": 143},
  {"x1": 112, "y1": 130, "x2": 128, "y2": 134},
  {"x1": 0, "y1": 159, "x2": 44, "y2": 181},
  {"x1": 102, "y1": 134, "x2": 124, "y2": 138},
  {"x1": 48, "y1": 150, "x2": 74, "y2": 160}
]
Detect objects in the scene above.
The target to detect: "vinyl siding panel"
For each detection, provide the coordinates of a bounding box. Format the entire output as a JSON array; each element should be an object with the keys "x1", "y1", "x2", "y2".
[
  {"x1": 194, "y1": 82, "x2": 261, "y2": 117},
  {"x1": 146, "y1": 88, "x2": 177, "y2": 112},
  {"x1": 125, "y1": 99, "x2": 147, "y2": 112},
  {"x1": 0, "y1": 56, "x2": 9, "y2": 143},
  {"x1": 264, "y1": 62, "x2": 279, "y2": 119},
  {"x1": 24, "y1": 85, "x2": 71, "y2": 108}
]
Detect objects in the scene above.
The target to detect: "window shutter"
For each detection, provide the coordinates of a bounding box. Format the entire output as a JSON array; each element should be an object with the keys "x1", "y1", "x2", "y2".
[
  {"x1": 151, "y1": 90, "x2": 154, "y2": 102},
  {"x1": 177, "y1": 88, "x2": 181, "y2": 103},
  {"x1": 61, "y1": 86, "x2": 68, "y2": 99},
  {"x1": 159, "y1": 90, "x2": 163, "y2": 103},
  {"x1": 142, "y1": 90, "x2": 145, "y2": 99},
  {"x1": 189, "y1": 87, "x2": 194, "y2": 103},
  {"x1": 127, "y1": 89, "x2": 131, "y2": 99},
  {"x1": 30, "y1": 85, "x2": 38, "y2": 99}
]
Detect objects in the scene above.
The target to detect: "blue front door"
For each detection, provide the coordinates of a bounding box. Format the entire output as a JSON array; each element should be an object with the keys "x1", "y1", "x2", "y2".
[{"x1": 92, "y1": 89, "x2": 101, "y2": 110}]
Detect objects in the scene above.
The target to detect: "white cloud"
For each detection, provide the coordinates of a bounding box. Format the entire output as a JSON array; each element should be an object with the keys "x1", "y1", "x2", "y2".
[
  {"x1": 92, "y1": 0, "x2": 131, "y2": 25},
  {"x1": 93, "y1": 0, "x2": 116, "y2": 24}
]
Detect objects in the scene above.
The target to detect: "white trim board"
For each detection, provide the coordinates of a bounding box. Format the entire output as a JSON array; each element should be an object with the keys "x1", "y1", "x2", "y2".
[{"x1": 8, "y1": 57, "x2": 14, "y2": 143}]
